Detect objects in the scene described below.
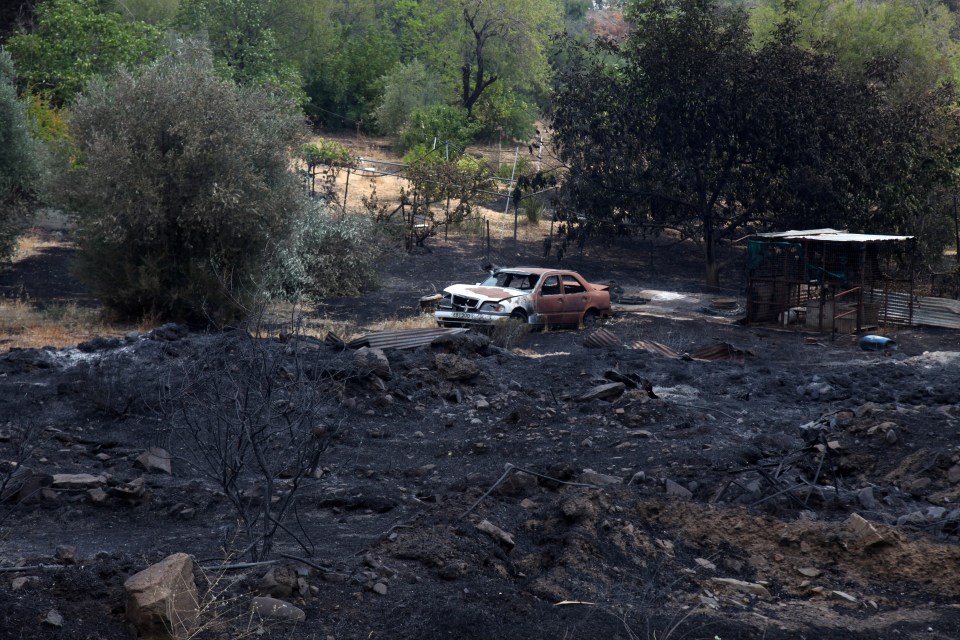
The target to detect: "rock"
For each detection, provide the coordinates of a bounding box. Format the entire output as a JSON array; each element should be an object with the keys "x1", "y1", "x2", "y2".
[
  {"x1": 846, "y1": 513, "x2": 886, "y2": 547},
  {"x1": 476, "y1": 519, "x2": 515, "y2": 550},
  {"x1": 857, "y1": 487, "x2": 877, "y2": 510},
  {"x1": 258, "y1": 565, "x2": 297, "y2": 598},
  {"x1": 885, "y1": 429, "x2": 898, "y2": 445},
  {"x1": 124, "y1": 553, "x2": 199, "y2": 640},
  {"x1": 372, "y1": 582, "x2": 388, "y2": 595},
  {"x1": 0, "y1": 468, "x2": 52, "y2": 504},
  {"x1": 250, "y1": 597, "x2": 305, "y2": 623},
  {"x1": 11, "y1": 576, "x2": 38, "y2": 591},
  {"x1": 695, "y1": 558, "x2": 716, "y2": 571},
  {"x1": 578, "y1": 382, "x2": 626, "y2": 402},
  {"x1": 435, "y1": 353, "x2": 480, "y2": 381},
  {"x1": 88, "y1": 487, "x2": 108, "y2": 504},
  {"x1": 797, "y1": 567, "x2": 821, "y2": 578},
  {"x1": 51, "y1": 474, "x2": 106, "y2": 490},
  {"x1": 579, "y1": 469, "x2": 622, "y2": 486},
  {"x1": 354, "y1": 347, "x2": 391, "y2": 380},
  {"x1": 897, "y1": 511, "x2": 927, "y2": 527},
  {"x1": 665, "y1": 479, "x2": 693, "y2": 499},
  {"x1": 831, "y1": 590, "x2": 857, "y2": 603},
  {"x1": 44, "y1": 609, "x2": 64, "y2": 627},
  {"x1": 111, "y1": 477, "x2": 146, "y2": 502},
  {"x1": 55, "y1": 545, "x2": 78, "y2": 565},
  {"x1": 926, "y1": 506, "x2": 947, "y2": 521},
  {"x1": 475, "y1": 399, "x2": 490, "y2": 410},
  {"x1": 135, "y1": 447, "x2": 173, "y2": 474},
  {"x1": 628, "y1": 471, "x2": 646, "y2": 485},
  {"x1": 149, "y1": 323, "x2": 189, "y2": 341},
  {"x1": 948, "y1": 465, "x2": 960, "y2": 484},
  {"x1": 709, "y1": 578, "x2": 771, "y2": 599}
]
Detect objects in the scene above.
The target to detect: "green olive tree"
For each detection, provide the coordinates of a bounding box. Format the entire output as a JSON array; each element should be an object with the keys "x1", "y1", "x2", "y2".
[{"x1": 60, "y1": 42, "x2": 306, "y2": 323}]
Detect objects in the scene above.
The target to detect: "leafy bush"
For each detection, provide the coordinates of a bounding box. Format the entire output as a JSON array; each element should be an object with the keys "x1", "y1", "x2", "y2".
[
  {"x1": 271, "y1": 202, "x2": 393, "y2": 301},
  {"x1": 297, "y1": 140, "x2": 354, "y2": 169},
  {"x1": 60, "y1": 43, "x2": 305, "y2": 324},
  {"x1": 399, "y1": 104, "x2": 478, "y2": 153},
  {"x1": 373, "y1": 60, "x2": 446, "y2": 135},
  {"x1": 0, "y1": 51, "x2": 45, "y2": 261}
]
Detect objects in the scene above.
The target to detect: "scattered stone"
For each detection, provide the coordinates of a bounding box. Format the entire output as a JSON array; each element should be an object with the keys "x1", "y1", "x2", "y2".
[
  {"x1": 135, "y1": 447, "x2": 173, "y2": 474},
  {"x1": 354, "y1": 347, "x2": 391, "y2": 380},
  {"x1": 124, "y1": 553, "x2": 199, "y2": 640},
  {"x1": 580, "y1": 438, "x2": 593, "y2": 448},
  {"x1": 797, "y1": 567, "x2": 821, "y2": 578},
  {"x1": 857, "y1": 487, "x2": 877, "y2": 510},
  {"x1": 519, "y1": 498, "x2": 537, "y2": 509},
  {"x1": 438, "y1": 561, "x2": 469, "y2": 580},
  {"x1": 372, "y1": 582, "x2": 388, "y2": 595},
  {"x1": 948, "y1": 465, "x2": 960, "y2": 484},
  {"x1": 897, "y1": 511, "x2": 927, "y2": 527},
  {"x1": 51, "y1": 474, "x2": 106, "y2": 490},
  {"x1": 476, "y1": 519, "x2": 515, "y2": 550},
  {"x1": 111, "y1": 477, "x2": 146, "y2": 502},
  {"x1": 926, "y1": 506, "x2": 947, "y2": 521},
  {"x1": 250, "y1": 597, "x2": 305, "y2": 623},
  {"x1": 665, "y1": 479, "x2": 693, "y2": 499},
  {"x1": 628, "y1": 471, "x2": 646, "y2": 486},
  {"x1": 578, "y1": 382, "x2": 625, "y2": 402},
  {"x1": 95, "y1": 452, "x2": 111, "y2": 462},
  {"x1": 258, "y1": 565, "x2": 297, "y2": 598},
  {"x1": 579, "y1": 469, "x2": 621, "y2": 486},
  {"x1": 11, "y1": 576, "x2": 38, "y2": 591},
  {"x1": 44, "y1": 609, "x2": 64, "y2": 627},
  {"x1": 885, "y1": 429, "x2": 898, "y2": 445},
  {"x1": 709, "y1": 578, "x2": 771, "y2": 599},
  {"x1": 695, "y1": 558, "x2": 716, "y2": 571},
  {"x1": 88, "y1": 487, "x2": 108, "y2": 504},
  {"x1": 435, "y1": 353, "x2": 480, "y2": 381},
  {"x1": 699, "y1": 595, "x2": 720, "y2": 610},
  {"x1": 626, "y1": 429, "x2": 653, "y2": 438},
  {"x1": 831, "y1": 590, "x2": 857, "y2": 603},
  {"x1": 55, "y1": 545, "x2": 77, "y2": 565},
  {"x1": 846, "y1": 513, "x2": 886, "y2": 547},
  {"x1": 475, "y1": 398, "x2": 490, "y2": 410}
]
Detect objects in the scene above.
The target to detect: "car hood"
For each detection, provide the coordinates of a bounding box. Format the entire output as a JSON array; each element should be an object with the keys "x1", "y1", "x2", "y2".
[{"x1": 443, "y1": 283, "x2": 526, "y2": 302}]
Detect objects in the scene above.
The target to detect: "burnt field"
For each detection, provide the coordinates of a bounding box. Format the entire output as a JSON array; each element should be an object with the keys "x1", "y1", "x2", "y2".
[{"x1": 2, "y1": 234, "x2": 960, "y2": 639}]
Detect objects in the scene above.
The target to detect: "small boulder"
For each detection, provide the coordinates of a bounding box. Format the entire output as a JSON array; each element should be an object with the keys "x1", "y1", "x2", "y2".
[
  {"x1": 135, "y1": 447, "x2": 173, "y2": 475},
  {"x1": 124, "y1": 553, "x2": 198, "y2": 640},
  {"x1": 250, "y1": 597, "x2": 305, "y2": 623},
  {"x1": 435, "y1": 353, "x2": 480, "y2": 381},
  {"x1": 665, "y1": 479, "x2": 693, "y2": 499},
  {"x1": 55, "y1": 545, "x2": 78, "y2": 565},
  {"x1": 476, "y1": 519, "x2": 515, "y2": 550},
  {"x1": 43, "y1": 610, "x2": 64, "y2": 627},
  {"x1": 258, "y1": 565, "x2": 297, "y2": 598},
  {"x1": 51, "y1": 474, "x2": 106, "y2": 490},
  {"x1": 847, "y1": 513, "x2": 886, "y2": 547},
  {"x1": 354, "y1": 347, "x2": 391, "y2": 380},
  {"x1": 579, "y1": 469, "x2": 622, "y2": 486}
]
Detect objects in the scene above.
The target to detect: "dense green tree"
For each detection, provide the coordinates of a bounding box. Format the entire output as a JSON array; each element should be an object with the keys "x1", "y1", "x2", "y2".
[
  {"x1": 4, "y1": 0, "x2": 164, "y2": 106},
  {"x1": 551, "y1": 0, "x2": 958, "y2": 285},
  {"x1": 0, "y1": 50, "x2": 45, "y2": 260},
  {"x1": 175, "y1": 0, "x2": 304, "y2": 102},
  {"x1": 60, "y1": 42, "x2": 306, "y2": 323}
]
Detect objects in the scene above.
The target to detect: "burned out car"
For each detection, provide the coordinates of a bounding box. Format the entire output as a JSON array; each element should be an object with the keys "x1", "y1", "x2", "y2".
[{"x1": 435, "y1": 267, "x2": 611, "y2": 328}]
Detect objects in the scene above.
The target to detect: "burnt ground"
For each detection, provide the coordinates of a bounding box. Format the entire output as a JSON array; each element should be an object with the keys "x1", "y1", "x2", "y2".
[{"x1": 2, "y1": 232, "x2": 960, "y2": 639}]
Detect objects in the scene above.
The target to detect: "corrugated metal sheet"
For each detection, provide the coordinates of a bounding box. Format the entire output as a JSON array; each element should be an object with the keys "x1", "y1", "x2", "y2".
[
  {"x1": 583, "y1": 328, "x2": 622, "y2": 349},
  {"x1": 689, "y1": 343, "x2": 753, "y2": 362},
  {"x1": 632, "y1": 340, "x2": 752, "y2": 362},
  {"x1": 632, "y1": 340, "x2": 681, "y2": 358},
  {"x1": 868, "y1": 290, "x2": 960, "y2": 329},
  {"x1": 752, "y1": 229, "x2": 913, "y2": 243},
  {"x1": 348, "y1": 327, "x2": 469, "y2": 350}
]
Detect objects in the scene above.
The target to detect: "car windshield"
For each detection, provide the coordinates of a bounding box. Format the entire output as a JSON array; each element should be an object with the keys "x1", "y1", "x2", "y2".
[{"x1": 480, "y1": 271, "x2": 535, "y2": 290}]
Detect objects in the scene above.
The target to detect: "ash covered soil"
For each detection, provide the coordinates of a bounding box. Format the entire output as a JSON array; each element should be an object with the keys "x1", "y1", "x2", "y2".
[{"x1": 2, "y1": 236, "x2": 960, "y2": 639}]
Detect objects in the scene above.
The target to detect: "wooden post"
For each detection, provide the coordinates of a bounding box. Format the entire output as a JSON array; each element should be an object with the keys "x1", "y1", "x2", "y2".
[{"x1": 343, "y1": 166, "x2": 351, "y2": 214}]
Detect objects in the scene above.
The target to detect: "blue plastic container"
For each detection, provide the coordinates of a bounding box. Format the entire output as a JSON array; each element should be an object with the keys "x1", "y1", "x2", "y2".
[{"x1": 859, "y1": 335, "x2": 897, "y2": 351}]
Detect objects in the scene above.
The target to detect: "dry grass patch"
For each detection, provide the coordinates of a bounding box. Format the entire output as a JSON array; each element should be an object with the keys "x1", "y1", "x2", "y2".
[{"x1": 0, "y1": 301, "x2": 138, "y2": 350}]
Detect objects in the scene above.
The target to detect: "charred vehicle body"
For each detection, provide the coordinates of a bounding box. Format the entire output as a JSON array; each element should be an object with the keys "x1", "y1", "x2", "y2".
[{"x1": 435, "y1": 267, "x2": 611, "y2": 328}]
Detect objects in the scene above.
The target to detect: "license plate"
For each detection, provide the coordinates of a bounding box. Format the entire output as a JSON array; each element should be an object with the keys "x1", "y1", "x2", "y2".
[{"x1": 452, "y1": 312, "x2": 475, "y2": 319}]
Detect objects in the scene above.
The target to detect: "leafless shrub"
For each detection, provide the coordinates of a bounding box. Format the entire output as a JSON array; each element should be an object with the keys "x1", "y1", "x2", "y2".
[
  {"x1": 489, "y1": 317, "x2": 530, "y2": 349},
  {"x1": 163, "y1": 329, "x2": 339, "y2": 561}
]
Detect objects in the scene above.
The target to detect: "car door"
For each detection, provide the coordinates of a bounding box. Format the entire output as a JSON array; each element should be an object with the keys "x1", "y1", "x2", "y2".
[
  {"x1": 560, "y1": 274, "x2": 589, "y2": 325},
  {"x1": 536, "y1": 275, "x2": 565, "y2": 325}
]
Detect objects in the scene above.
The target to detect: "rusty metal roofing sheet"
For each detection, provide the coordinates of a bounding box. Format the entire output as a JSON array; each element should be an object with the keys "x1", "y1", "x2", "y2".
[
  {"x1": 752, "y1": 229, "x2": 913, "y2": 243},
  {"x1": 347, "y1": 327, "x2": 469, "y2": 350},
  {"x1": 631, "y1": 340, "x2": 681, "y2": 358},
  {"x1": 632, "y1": 340, "x2": 752, "y2": 362},
  {"x1": 689, "y1": 342, "x2": 753, "y2": 362},
  {"x1": 583, "y1": 328, "x2": 622, "y2": 349}
]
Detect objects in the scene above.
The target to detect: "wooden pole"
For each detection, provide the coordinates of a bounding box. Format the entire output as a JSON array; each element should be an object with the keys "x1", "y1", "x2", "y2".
[{"x1": 343, "y1": 166, "x2": 351, "y2": 214}]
